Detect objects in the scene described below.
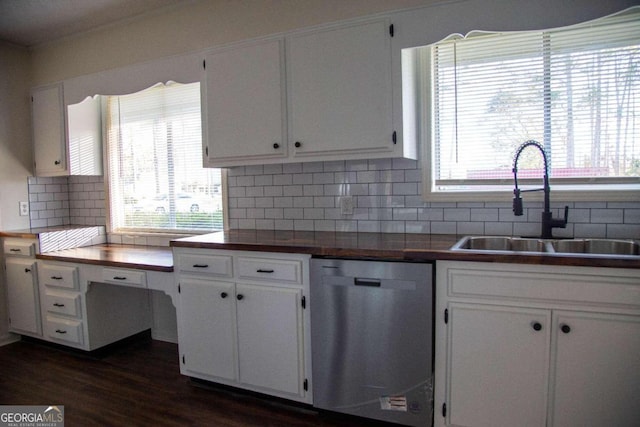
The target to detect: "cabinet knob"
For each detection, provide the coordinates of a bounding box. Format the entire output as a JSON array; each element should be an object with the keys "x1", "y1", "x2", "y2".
[
  {"x1": 236, "y1": 294, "x2": 244, "y2": 301},
  {"x1": 220, "y1": 292, "x2": 228, "y2": 299},
  {"x1": 54, "y1": 160, "x2": 61, "y2": 165},
  {"x1": 294, "y1": 141, "x2": 302, "y2": 148},
  {"x1": 273, "y1": 143, "x2": 280, "y2": 149},
  {"x1": 24, "y1": 268, "x2": 31, "y2": 273},
  {"x1": 532, "y1": 322, "x2": 542, "y2": 331},
  {"x1": 560, "y1": 324, "x2": 571, "y2": 334}
]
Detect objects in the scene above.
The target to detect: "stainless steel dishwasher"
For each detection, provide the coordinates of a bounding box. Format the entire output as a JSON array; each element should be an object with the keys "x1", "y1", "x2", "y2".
[{"x1": 310, "y1": 258, "x2": 433, "y2": 426}]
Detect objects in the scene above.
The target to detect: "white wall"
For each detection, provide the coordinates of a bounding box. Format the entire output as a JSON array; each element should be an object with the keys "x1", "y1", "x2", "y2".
[
  {"x1": 29, "y1": 0, "x2": 440, "y2": 85},
  {"x1": 0, "y1": 42, "x2": 32, "y2": 230},
  {"x1": 0, "y1": 41, "x2": 32, "y2": 344}
]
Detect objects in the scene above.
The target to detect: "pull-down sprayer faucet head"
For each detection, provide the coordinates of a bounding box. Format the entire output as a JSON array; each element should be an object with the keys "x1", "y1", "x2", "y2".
[{"x1": 512, "y1": 188, "x2": 524, "y2": 216}]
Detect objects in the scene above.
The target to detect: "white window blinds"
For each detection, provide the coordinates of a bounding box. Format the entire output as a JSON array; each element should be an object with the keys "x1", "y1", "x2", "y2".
[
  {"x1": 107, "y1": 82, "x2": 223, "y2": 233},
  {"x1": 430, "y1": 9, "x2": 640, "y2": 192}
]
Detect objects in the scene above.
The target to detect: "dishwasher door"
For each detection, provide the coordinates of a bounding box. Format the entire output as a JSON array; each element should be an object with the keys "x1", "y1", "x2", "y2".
[{"x1": 310, "y1": 258, "x2": 433, "y2": 427}]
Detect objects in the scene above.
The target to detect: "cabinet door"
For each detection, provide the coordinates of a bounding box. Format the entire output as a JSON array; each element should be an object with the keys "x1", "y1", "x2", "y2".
[
  {"x1": 204, "y1": 39, "x2": 287, "y2": 166},
  {"x1": 288, "y1": 19, "x2": 393, "y2": 159},
  {"x1": 447, "y1": 303, "x2": 550, "y2": 427},
  {"x1": 6, "y1": 259, "x2": 41, "y2": 335},
  {"x1": 550, "y1": 311, "x2": 640, "y2": 427},
  {"x1": 32, "y1": 83, "x2": 66, "y2": 176},
  {"x1": 236, "y1": 284, "x2": 303, "y2": 397},
  {"x1": 178, "y1": 278, "x2": 236, "y2": 381}
]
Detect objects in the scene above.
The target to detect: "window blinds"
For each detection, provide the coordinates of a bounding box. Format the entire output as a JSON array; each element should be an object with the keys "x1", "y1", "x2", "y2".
[
  {"x1": 431, "y1": 9, "x2": 640, "y2": 191},
  {"x1": 107, "y1": 82, "x2": 223, "y2": 232}
]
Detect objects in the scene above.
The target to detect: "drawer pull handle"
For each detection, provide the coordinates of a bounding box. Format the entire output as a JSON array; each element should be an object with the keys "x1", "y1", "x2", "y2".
[
  {"x1": 257, "y1": 269, "x2": 274, "y2": 273},
  {"x1": 53, "y1": 303, "x2": 65, "y2": 307},
  {"x1": 55, "y1": 329, "x2": 67, "y2": 334},
  {"x1": 113, "y1": 276, "x2": 127, "y2": 280},
  {"x1": 51, "y1": 276, "x2": 63, "y2": 280},
  {"x1": 9, "y1": 248, "x2": 21, "y2": 252},
  {"x1": 193, "y1": 264, "x2": 209, "y2": 268},
  {"x1": 24, "y1": 268, "x2": 31, "y2": 273},
  {"x1": 354, "y1": 278, "x2": 381, "y2": 287}
]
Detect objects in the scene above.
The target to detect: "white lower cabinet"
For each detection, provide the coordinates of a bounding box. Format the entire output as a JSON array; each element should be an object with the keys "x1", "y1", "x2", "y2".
[
  {"x1": 174, "y1": 248, "x2": 311, "y2": 403},
  {"x1": 179, "y1": 278, "x2": 236, "y2": 381},
  {"x1": 435, "y1": 261, "x2": 640, "y2": 427},
  {"x1": 37, "y1": 261, "x2": 152, "y2": 351},
  {"x1": 6, "y1": 258, "x2": 41, "y2": 335},
  {"x1": 447, "y1": 303, "x2": 550, "y2": 427},
  {"x1": 550, "y1": 311, "x2": 640, "y2": 427},
  {"x1": 236, "y1": 283, "x2": 303, "y2": 395}
]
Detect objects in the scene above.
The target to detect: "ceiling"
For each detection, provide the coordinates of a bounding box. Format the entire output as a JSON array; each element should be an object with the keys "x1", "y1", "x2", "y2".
[{"x1": 0, "y1": 0, "x2": 188, "y2": 47}]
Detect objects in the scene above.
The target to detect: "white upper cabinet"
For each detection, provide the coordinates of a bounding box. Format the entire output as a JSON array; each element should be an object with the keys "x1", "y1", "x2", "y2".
[
  {"x1": 287, "y1": 19, "x2": 394, "y2": 160},
  {"x1": 32, "y1": 83, "x2": 66, "y2": 176},
  {"x1": 203, "y1": 39, "x2": 287, "y2": 165},
  {"x1": 203, "y1": 18, "x2": 413, "y2": 167},
  {"x1": 32, "y1": 83, "x2": 102, "y2": 176}
]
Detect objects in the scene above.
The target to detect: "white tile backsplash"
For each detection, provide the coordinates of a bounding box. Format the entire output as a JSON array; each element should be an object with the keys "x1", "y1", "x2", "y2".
[
  {"x1": 227, "y1": 160, "x2": 640, "y2": 239},
  {"x1": 28, "y1": 175, "x2": 105, "y2": 228},
  {"x1": 26, "y1": 160, "x2": 640, "y2": 241}
]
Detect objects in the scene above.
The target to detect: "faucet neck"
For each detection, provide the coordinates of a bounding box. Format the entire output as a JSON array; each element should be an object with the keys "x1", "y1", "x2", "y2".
[{"x1": 512, "y1": 140, "x2": 551, "y2": 213}]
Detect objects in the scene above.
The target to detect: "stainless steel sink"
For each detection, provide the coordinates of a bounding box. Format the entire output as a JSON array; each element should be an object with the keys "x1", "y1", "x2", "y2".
[
  {"x1": 551, "y1": 239, "x2": 639, "y2": 255},
  {"x1": 452, "y1": 236, "x2": 550, "y2": 253},
  {"x1": 451, "y1": 236, "x2": 639, "y2": 257}
]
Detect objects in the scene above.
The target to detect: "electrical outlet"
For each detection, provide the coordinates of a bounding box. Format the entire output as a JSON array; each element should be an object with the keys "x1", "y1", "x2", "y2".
[
  {"x1": 19, "y1": 201, "x2": 29, "y2": 216},
  {"x1": 340, "y1": 196, "x2": 354, "y2": 215}
]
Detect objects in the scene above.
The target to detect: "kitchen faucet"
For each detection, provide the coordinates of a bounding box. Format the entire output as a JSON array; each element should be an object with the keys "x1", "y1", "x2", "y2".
[{"x1": 512, "y1": 140, "x2": 569, "y2": 239}]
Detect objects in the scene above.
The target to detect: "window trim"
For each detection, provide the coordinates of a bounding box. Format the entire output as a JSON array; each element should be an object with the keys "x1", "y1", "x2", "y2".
[
  {"x1": 419, "y1": 13, "x2": 640, "y2": 203},
  {"x1": 103, "y1": 84, "x2": 228, "y2": 236}
]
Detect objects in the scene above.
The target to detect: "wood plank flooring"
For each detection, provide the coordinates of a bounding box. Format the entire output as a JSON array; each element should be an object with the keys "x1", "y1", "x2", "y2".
[{"x1": 0, "y1": 335, "x2": 392, "y2": 426}]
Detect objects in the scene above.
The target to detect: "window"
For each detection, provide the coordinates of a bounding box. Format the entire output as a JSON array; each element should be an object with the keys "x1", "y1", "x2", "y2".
[
  {"x1": 422, "y1": 8, "x2": 640, "y2": 200},
  {"x1": 106, "y1": 82, "x2": 224, "y2": 233}
]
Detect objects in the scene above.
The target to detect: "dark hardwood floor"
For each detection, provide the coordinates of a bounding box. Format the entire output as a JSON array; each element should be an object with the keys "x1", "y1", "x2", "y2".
[{"x1": 0, "y1": 335, "x2": 392, "y2": 426}]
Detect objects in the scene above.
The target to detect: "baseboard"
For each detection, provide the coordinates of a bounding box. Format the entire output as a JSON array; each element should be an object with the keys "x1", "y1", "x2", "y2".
[
  {"x1": 0, "y1": 333, "x2": 21, "y2": 347},
  {"x1": 151, "y1": 330, "x2": 178, "y2": 344}
]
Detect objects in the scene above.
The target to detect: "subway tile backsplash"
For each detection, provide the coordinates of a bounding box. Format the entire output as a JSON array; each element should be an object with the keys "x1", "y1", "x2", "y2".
[
  {"x1": 28, "y1": 175, "x2": 106, "y2": 228},
  {"x1": 26, "y1": 159, "x2": 640, "y2": 242},
  {"x1": 227, "y1": 159, "x2": 640, "y2": 239}
]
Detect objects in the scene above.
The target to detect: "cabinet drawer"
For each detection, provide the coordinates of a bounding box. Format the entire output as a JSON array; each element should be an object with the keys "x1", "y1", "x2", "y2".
[
  {"x1": 3, "y1": 240, "x2": 35, "y2": 257},
  {"x1": 177, "y1": 254, "x2": 232, "y2": 277},
  {"x1": 237, "y1": 257, "x2": 302, "y2": 285},
  {"x1": 44, "y1": 316, "x2": 83, "y2": 345},
  {"x1": 43, "y1": 290, "x2": 81, "y2": 318},
  {"x1": 102, "y1": 268, "x2": 146, "y2": 288},
  {"x1": 39, "y1": 264, "x2": 79, "y2": 289}
]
